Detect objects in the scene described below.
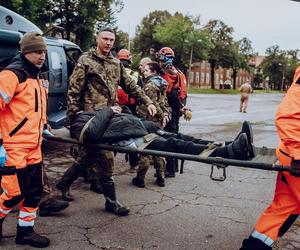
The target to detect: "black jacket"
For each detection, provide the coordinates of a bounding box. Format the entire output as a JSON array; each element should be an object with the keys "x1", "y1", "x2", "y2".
[{"x1": 70, "y1": 107, "x2": 158, "y2": 143}]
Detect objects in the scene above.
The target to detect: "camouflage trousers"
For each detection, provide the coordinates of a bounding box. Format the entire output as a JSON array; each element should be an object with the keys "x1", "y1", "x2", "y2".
[
  {"x1": 40, "y1": 165, "x2": 51, "y2": 204},
  {"x1": 136, "y1": 155, "x2": 165, "y2": 180},
  {"x1": 76, "y1": 146, "x2": 114, "y2": 183}
]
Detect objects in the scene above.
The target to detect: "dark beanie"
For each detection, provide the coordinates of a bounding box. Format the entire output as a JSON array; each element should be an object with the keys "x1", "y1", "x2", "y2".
[{"x1": 19, "y1": 32, "x2": 47, "y2": 54}]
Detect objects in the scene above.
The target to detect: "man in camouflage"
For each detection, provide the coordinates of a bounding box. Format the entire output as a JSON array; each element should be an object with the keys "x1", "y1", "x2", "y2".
[{"x1": 56, "y1": 28, "x2": 156, "y2": 216}]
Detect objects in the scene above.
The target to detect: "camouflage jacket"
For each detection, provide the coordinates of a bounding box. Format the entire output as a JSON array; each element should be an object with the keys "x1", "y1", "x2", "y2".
[
  {"x1": 137, "y1": 75, "x2": 169, "y2": 126},
  {"x1": 67, "y1": 48, "x2": 152, "y2": 122}
]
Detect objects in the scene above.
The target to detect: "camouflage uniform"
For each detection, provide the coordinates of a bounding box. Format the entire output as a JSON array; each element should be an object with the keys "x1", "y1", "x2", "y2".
[
  {"x1": 62, "y1": 48, "x2": 152, "y2": 189},
  {"x1": 40, "y1": 168, "x2": 51, "y2": 204},
  {"x1": 135, "y1": 76, "x2": 169, "y2": 184}
]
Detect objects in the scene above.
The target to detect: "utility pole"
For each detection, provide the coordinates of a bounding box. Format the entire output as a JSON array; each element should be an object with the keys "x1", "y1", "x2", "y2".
[{"x1": 188, "y1": 45, "x2": 193, "y2": 89}]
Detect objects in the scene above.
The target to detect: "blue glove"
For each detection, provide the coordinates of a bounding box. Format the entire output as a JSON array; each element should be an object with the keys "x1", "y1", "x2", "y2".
[
  {"x1": 0, "y1": 145, "x2": 7, "y2": 167},
  {"x1": 42, "y1": 129, "x2": 54, "y2": 142},
  {"x1": 43, "y1": 129, "x2": 54, "y2": 137}
]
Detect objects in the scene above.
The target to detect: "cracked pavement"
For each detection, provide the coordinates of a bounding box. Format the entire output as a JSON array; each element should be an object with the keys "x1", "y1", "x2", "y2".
[{"x1": 2, "y1": 93, "x2": 300, "y2": 249}]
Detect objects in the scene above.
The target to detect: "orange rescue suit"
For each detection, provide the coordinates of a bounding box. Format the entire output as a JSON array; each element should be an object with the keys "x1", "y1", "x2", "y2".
[
  {"x1": 0, "y1": 70, "x2": 48, "y2": 150},
  {"x1": 252, "y1": 66, "x2": 300, "y2": 245}
]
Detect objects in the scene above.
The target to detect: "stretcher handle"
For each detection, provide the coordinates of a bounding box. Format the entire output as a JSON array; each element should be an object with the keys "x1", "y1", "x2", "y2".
[{"x1": 44, "y1": 135, "x2": 291, "y2": 172}]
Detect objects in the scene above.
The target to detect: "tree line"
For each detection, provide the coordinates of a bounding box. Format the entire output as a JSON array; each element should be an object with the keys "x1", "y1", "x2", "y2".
[{"x1": 2, "y1": 0, "x2": 299, "y2": 90}]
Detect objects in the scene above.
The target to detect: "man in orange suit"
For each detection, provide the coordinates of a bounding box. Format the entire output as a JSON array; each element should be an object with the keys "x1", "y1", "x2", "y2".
[
  {"x1": 0, "y1": 32, "x2": 50, "y2": 248},
  {"x1": 240, "y1": 66, "x2": 300, "y2": 249}
]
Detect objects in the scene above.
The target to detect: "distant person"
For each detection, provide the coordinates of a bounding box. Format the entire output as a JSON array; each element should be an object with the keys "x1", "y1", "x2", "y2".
[{"x1": 239, "y1": 81, "x2": 253, "y2": 113}]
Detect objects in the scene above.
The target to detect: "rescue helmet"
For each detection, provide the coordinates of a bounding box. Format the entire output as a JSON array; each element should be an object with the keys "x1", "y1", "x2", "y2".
[
  {"x1": 117, "y1": 49, "x2": 132, "y2": 61},
  {"x1": 158, "y1": 47, "x2": 175, "y2": 57},
  {"x1": 157, "y1": 47, "x2": 175, "y2": 67}
]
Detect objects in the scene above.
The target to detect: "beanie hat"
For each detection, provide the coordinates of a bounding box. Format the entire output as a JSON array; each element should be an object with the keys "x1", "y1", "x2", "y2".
[{"x1": 20, "y1": 32, "x2": 47, "y2": 54}]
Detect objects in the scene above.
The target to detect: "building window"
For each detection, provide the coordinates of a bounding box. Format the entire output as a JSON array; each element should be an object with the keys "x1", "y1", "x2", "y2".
[{"x1": 195, "y1": 72, "x2": 200, "y2": 84}]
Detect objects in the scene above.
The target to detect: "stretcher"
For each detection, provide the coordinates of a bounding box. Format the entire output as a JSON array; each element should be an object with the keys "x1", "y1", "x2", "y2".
[{"x1": 40, "y1": 128, "x2": 290, "y2": 182}]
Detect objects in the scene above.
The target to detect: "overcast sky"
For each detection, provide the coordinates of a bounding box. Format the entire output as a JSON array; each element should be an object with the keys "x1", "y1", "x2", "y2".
[{"x1": 115, "y1": 0, "x2": 300, "y2": 55}]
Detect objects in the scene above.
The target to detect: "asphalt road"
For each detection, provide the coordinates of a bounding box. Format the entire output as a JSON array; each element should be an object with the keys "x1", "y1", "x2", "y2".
[{"x1": 2, "y1": 93, "x2": 300, "y2": 250}]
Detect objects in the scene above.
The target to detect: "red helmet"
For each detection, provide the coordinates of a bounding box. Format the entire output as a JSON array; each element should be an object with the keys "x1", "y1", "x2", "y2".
[
  {"x1": 158, "y1": 47, "x2": 175, "y2": 57},
  {"x1": 117, "y1": 49, "x2": 132, "y2": 61}
]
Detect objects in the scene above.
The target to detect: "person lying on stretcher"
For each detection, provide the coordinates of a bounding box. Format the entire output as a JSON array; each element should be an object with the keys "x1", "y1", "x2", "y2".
[{"x1": 70, "y1": 105, "x2": 256, "y2": 161}]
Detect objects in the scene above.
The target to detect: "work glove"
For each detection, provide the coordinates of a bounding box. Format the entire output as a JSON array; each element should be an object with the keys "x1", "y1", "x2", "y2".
[
  {"x1": 290, "y1": 159, "x2": 300, "y2": 177},
  {"x1": 183, "y1": 109, "x2": 192, "y2": 121},
  {"x1": 0, "y1": 145, "x2": 7, "y2": 167}
]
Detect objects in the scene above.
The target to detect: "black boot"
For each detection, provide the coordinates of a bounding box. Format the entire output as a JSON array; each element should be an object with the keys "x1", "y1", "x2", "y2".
[
  {"x1": 236, "y1": 121, "x2": 256, "y2": 158},
  {"x1": 132, "y1": 177, "x2": 145, "y2": 188},
  {"x1": 90, "y1": 181, "x2": 103, "y2": 194},
  {"x1": 242, "y1": 121, "x2": 253, "y2": 144},
  {"x1": 228, "y1": 133, "x2": 252, "y2": 160},
  {"x1": 240, "y1": 236, "x2": 272, "y2": 250},
  {"x1": 101, "y1": 177, "x2": 130, "y2": 216},
  {"x1": 15, "y1": 225, "x2": 50, "y2": 248},
  {"x1": 56, "y1": 162, "x2": 84, "y2": 201},
  {"x1": 56, "y1": 182, "x2": 74, "y2": 202},
  {"x1": 165, "y1": 158, "x2": 176, "y2": 178},
  {"x1": 39, "y1": 198, "x2": 69, "y2": 217},
  {"x1": 156, "y1": 176, "x2": 165, "y2": 187},
  {"x1": 0, "y1": 218, "x2": 4, "y2": 241}
]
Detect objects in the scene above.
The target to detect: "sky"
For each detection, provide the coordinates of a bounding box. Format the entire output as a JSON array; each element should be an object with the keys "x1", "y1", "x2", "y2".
[{"x1": 115, "y1": 0, "x2": 300, "y2": 55}]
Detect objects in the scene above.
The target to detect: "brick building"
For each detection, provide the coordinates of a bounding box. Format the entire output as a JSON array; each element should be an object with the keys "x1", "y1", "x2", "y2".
[{"x1": 188, "y1": 60, "x2": 253, "y2": 89}]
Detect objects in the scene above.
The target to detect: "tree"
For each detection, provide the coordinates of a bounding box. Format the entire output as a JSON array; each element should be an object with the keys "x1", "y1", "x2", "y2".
[
  {"x1": 260, "y1": 46, "x2": 299, "y2": 90},
  {"x1": 1, "y1": 0, "x2": 47, "y2": 28},
  {"x1": 3, "y1": 0, "x2": 124, "y2": 51},
  {"x1": 115, "y1": 30, "x2": 129, "y2": 51},
  {"x1": 204, "y1": 19, "x2": 234, "y2": 89},
  {"x1": 154, "y1": 13, "x2": 213, "y2": 71},
  {"x1": 132, "y1": 10, "x2": 171, "y2": 57},
  {"x1": 230, "y1": 38, "x2": 254, "y2": 89}
]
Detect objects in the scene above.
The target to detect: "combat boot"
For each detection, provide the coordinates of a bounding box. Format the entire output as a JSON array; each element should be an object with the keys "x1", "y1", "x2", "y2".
[
  {"x1": 56, "y1": 162, "x2": 84, "y2": 201},
  {"x1": 56, "y1": 182, "x2": 74, "y2": 202},
  {"x1": 156, "y1": 176, "x2": 165, "y2": 187},
  {"x1": 90, "y1": 181, "x2": 103, "y2": 194},
  {"x1": 39, "y1": 198, "x2": 69, "y2": 217},
  {"x1": 132, "y1": 177, "x2": 145, "y2": 188},
  {"x1": 236, "y1": 121, "x2": 256, "y2": 158},
  {"x1": 0, "y1": 218, "x2": 4, "y2": 241},
  {"x1": 15, "y1": 226, "x2": 50, "y2": 248},
  {"x1": 101, "y1": 177, "x2": 130, "y2": 216},
  {"x1": 165, "y1": 158, "x2": 176, "y2": 178},
  {"x1": 105, "y1": 199, "x2": 130, "y2": 216},
  {"x1": 228, "y1": 133, "x2": 252, "y2": 160},
  {"x1": 240, "y1": 236, "x2": 272, "y2": 250}
]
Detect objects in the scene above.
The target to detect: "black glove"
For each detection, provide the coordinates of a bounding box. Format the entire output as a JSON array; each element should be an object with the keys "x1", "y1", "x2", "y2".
[{"x1": 291, "y1": 159, "x2": 300, "y2": 177}]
